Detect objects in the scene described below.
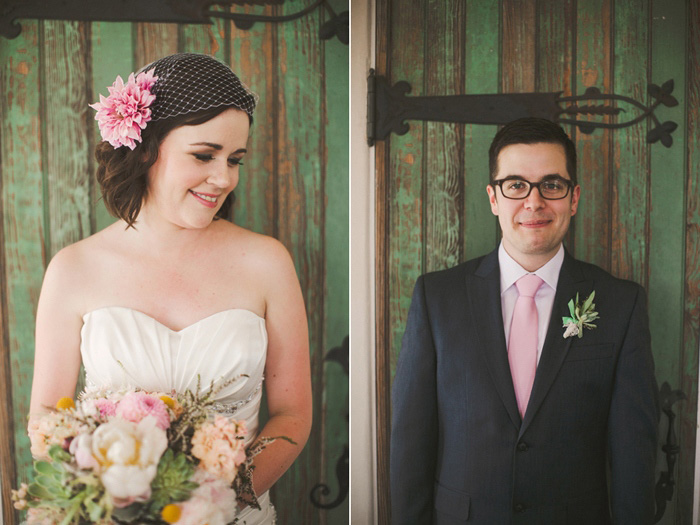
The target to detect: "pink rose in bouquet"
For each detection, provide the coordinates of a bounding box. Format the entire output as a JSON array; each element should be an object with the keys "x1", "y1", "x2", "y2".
[{"x1": 116, "y1": 391, "x2": 170, "y2": 430}]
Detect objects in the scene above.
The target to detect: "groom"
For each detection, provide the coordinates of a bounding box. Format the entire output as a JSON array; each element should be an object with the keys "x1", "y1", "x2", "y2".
[{"x1": 390, "y1": 118, "x2": 659, "y2": 524}]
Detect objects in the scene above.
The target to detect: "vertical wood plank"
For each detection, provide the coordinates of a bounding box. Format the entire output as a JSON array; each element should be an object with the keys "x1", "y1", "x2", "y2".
[
  {"x1": 0, "y1": 20, "x2": 44, "y2": 523},
  {"x1": 424, "y1": 0, "x2": 464, "y2": 273},
  {"x1": 43, "y1": 21, "x2": 91, "y2": 256},
  {"x1": 384, "y1": 0, "x2": 429, "y2": 518},
  {"x1": 0, "y1": 76, "x2": 10, "y2": 522},
  {"x1": 230, "y1": 5, "x2": 276, "y2": 236},
  {"x1": 134, "y1": 23, "x2": 178, "y2": 67},
  {"x1": 611, "y1": 0, "x2": 649, "y2": 288},
  {"x1": 387, "y1": 0, "x2": 426, "y2": 381},
  {"x1": 463, "y1": 1, "x2": 499, "y2": 261},
  {"x1": 647, "y1": 1, "x2": 687, "y2": 521},
  {"x1": 181, "y1": 12, "x2": 226, "y2": 59},
  {"x1": 320, "y1": 0, "x2": 349, "y2": 523},
  {"x1": 273, "y1": 3, "x2": 324, "y2": 522},
  {"x1": 537, "y1": 0, "x2": 577, "y2": 252},
  {"x1": 573, "y1": 0, "x2": 613, "y2": 270},
  {"x1": 537, "y1": 0, "x2": 574, "y2": 96},
  {"x1": 681, "y1": 1, "x2": 700, "y2": 522},
  {"x1": 89, "y1": 22, "x2": 133, "y2": 233},
  {"x1": 374, "y1": 0, "x2": 392, "y2": 518},
  {"x1": 502, "y1": 0, "x2": 536, "y2": 93}
]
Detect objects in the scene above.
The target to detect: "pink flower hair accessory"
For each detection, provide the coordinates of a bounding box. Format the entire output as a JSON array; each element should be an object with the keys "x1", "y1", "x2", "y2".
[{"x1": 90, "y1": 70, "x2": 158, "y2": 150}]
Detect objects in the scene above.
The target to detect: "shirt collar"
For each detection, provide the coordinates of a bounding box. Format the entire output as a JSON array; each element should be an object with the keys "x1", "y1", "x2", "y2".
[{"x1": 498, "y1": 241, "x2": 565, "y2": 294}]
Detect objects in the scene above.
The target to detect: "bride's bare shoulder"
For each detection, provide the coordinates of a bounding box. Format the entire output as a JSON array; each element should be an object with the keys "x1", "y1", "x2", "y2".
[
  {"x1": 219, "y1": 221, "x2": 294, "y2": 270},
  {"x1": 44, "y1": 222, "x2": 124, "y2": 284}
]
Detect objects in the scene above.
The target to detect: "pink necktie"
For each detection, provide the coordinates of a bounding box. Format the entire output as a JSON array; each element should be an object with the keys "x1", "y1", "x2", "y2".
[{"x1": 508, "y1": 274, "x2": 544, "y2": 418}]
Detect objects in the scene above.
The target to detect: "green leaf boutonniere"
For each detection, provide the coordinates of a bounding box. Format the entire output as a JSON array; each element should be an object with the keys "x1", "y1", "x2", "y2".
[{"x1": 562, "y1": 291, "x2": 599, "y2": 339}]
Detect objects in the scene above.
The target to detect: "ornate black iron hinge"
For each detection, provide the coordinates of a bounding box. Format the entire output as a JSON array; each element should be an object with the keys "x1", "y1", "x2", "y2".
[
  {"x1": 1, "y1": 0, "x2": 348, "y2": 44},
  {"x1": 367, "y1": 69, "x2": 678, "y2": 147},
  {"x1": 310, "y1": 335, "x2": 349, "y2": 510},
  {"x1": 654, "y1": 381, "x2": 686, "y2": 523}
]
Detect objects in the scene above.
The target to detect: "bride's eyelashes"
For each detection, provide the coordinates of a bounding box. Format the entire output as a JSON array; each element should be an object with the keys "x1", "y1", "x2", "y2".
[{"x1": 192, "y1": 153, "x2": 245, "y2": 166}]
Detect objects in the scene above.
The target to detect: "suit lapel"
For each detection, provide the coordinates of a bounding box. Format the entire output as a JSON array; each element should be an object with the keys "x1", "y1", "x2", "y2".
[
  {"x1": 468, "y1": 249, "x2": 521, "y2": 430},
  {"x1": 519, "y1": 251, "x2": 593, "y2": 437}
]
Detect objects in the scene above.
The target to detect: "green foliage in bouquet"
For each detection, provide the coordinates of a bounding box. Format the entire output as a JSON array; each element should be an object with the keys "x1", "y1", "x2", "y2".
[
  {"x1": 148, "y1": 449, "x2": 199, "y2": 512},
  {"x1": 25, "y1": 446, "x2": 110, "y2": 524}
]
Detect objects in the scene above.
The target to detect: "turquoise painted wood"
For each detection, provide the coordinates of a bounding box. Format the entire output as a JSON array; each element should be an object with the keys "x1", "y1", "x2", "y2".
[
  {"x1": 0, "y1": 5, "x2": 348, "y2": 523},
  {"x1": 682, "y1": 2, "x2": 700, "y2": 520},
  {"x1": 0, "y1": 20, "x2": 45, "y2": 514},
  {"x1": 375, "y1": 1, "x2": 697, "y2": 523},
  {"x1": 573, "y1": 0, "x2": 612, "y2": 270},
  {"x1": 463, "y1": 1, "x2": 500, "y2": 261}
]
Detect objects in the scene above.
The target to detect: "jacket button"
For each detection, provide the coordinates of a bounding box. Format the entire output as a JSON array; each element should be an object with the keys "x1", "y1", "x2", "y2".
[
  {"x1": 517, "y1": 442, "x2": 528, "y2": 452},
  {"x1": 514, "y1": 503, "x2": 526, "y2": 513}
]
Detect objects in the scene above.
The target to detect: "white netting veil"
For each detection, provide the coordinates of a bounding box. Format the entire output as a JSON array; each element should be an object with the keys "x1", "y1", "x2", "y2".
[{"x1": 138, "y1": 53, "x2": 258, "y2": 121}]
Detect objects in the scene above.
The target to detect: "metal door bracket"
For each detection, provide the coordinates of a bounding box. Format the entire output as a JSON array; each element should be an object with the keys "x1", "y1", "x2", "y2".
[
  {"x1": 654, "y1": 381, "x2": 686, "y2": 523},
  {"x1": 367, "y1": 69, "x2": 678, "y2": 147},
  {"x1": 1, "y1": 0, "x2": 348, "y2": 45}
]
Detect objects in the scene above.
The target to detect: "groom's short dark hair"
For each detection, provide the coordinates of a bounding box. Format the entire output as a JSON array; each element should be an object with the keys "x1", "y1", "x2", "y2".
[{"x1": 488, "y1": 117, "x2": 577, "y2": 186}]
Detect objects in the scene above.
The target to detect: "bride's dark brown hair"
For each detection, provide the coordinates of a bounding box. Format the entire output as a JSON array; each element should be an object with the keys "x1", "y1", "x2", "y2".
[{"x1": 95, "y1": 105, "x2": 248, "y2": 228}]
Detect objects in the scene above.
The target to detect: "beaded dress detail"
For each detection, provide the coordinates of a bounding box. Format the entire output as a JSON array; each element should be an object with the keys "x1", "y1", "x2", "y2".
[{"x1": 80, "y1": 306, "x2": 275, "y2": 524}]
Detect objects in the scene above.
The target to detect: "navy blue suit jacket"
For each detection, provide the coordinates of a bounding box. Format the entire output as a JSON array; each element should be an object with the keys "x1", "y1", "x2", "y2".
[{"x1": 390, "y1": 249, "x2": 659, "y2": 524}]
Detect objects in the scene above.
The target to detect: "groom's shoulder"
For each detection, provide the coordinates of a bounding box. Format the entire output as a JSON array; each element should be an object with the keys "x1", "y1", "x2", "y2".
[{"x1": 419, "y1": 252, "x2": 492, "y2": 290}]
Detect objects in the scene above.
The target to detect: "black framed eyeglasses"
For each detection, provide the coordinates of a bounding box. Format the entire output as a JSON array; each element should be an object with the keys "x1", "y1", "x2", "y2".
[{"x1": 490, "y1": 177, "x2": 574, "y2": 200}]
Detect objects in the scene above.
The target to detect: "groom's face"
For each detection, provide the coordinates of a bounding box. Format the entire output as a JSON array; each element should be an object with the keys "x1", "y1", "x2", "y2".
[{"x1": 486, "y1": 142, "x2": 580, "y2": 270}]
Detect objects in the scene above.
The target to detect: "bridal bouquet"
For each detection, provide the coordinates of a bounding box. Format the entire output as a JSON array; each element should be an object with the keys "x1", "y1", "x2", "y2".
[{"x1": 13, "y1": 379, "x2": 282, "y2": 525}]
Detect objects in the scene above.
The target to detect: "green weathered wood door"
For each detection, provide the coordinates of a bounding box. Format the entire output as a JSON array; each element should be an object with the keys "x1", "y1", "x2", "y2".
[
  {"x1": 375, "y1": 1, "x2": 698, "y2": 523},
  {"x1": 0, "y1": 3, "x2": 348, "y2": 524}
]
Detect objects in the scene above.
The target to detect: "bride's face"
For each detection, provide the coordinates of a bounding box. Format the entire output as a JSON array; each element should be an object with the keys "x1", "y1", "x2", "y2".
[{"x1": 144, "y1": 108, "x2": 250, "y2": 229}]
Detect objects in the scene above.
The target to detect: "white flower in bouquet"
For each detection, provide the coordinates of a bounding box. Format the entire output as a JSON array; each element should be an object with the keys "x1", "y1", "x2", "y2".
[
  {"x1": 90, "y1": 415, "x2": 167, "y2": 505},
  {"x1": 68, "y1": 433, "x2": 99, "y2": 470}
]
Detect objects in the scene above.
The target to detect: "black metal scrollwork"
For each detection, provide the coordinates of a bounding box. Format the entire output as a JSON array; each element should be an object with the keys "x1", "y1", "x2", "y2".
[
  {"x1": 0, "y1": 0, "x2": 349, "y2": 45},
  {"x1": 654, "y1": 381, "x2": 686, "y2": 524},
  {"x1": 367, "y1": 70, "x2": 678, "y2": 147},
  {"x1": 309, "y1": 336, "x2": 349, "y2": 510},
  {"x1": 310, "y1": 445, "x2": 349, "y2": 509}
]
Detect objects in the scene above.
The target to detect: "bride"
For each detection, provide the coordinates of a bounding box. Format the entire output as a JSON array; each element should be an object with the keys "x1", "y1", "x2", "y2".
[{"x1": 28, "y1": 53, "x2": 311, "y2": 523}]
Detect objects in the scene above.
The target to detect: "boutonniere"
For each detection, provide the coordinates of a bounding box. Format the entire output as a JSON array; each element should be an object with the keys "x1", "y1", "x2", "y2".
[{"x1": 562, "y1": 291, "x2": 599, "y2": 339}]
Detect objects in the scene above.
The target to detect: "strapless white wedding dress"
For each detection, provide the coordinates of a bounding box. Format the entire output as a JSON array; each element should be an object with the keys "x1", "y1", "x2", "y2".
[{"x1": 80, "y1": 306, "x2": 276, "y2": 524}]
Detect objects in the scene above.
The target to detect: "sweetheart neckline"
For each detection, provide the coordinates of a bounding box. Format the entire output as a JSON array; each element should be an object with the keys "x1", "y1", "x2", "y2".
[{"x1": 82, "y1": 305, "x2": 265, "y2": 334}]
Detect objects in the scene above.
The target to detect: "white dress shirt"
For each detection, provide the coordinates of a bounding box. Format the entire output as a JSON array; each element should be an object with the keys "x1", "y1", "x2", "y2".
[{"x1": 499, "y1": 242, "x2": 565, "y2": 363}]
